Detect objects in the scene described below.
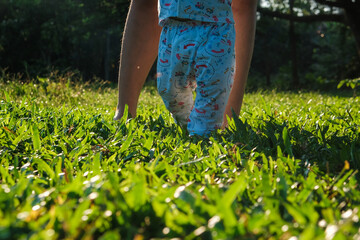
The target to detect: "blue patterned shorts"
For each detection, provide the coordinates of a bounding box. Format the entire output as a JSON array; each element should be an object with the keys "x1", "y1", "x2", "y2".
[{"x1": 157, "y1": 19, "x2": 235, "y2": 136}]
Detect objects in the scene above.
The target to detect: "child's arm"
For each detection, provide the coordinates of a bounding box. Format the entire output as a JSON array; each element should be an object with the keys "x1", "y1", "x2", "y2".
[
  {"x1": 223, "y1": 0, "x2": 258, "y2": 126},
  {"x1": 114, "y1": 0, "x2": 161, "y2": 120}
]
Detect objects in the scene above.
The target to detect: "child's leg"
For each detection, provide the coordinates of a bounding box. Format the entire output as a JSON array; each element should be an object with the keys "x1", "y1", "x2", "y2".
[
  {"x1": 157, "y1": 23, "x2": 196, "y2": 127},
  {"x1": 187, "y1": 23, "x2": 236, "y2": 136}
]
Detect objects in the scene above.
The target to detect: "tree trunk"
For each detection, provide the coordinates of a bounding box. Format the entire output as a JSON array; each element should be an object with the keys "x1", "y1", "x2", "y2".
[
  {"x1": 289, "y1": 0, "x2": 299, "y2": 88},
  {"x1": 344, "y1": 7, "x2": 360, "y2": 61},
  {"x1": 104, "y1": 29, "x2": 111, "y2": 81}
]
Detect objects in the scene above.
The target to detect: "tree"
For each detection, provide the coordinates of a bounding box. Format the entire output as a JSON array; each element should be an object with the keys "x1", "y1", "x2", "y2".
[
  {"x1": 0, "y1": 0, "x2": 130, "y2": 80},
  {"x1": 289, "y1": 0, "x2": 300, "y2": 87},
  {"x1": 258, "y1": 0, "x2": 360, "y2": 60}
]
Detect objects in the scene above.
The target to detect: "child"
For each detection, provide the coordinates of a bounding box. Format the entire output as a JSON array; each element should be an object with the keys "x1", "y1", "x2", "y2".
[{"x1": 157, "y1": 0, "x2": 236, "y2": 136}]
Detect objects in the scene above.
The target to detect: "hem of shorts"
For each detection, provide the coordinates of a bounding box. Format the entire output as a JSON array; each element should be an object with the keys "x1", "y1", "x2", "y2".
[
  {"x1": 159, "y1": 18, "x2": 234, "y2": 27},
  {"x1": 188, "y1": 126, "x2": 221, "y2": 137}
]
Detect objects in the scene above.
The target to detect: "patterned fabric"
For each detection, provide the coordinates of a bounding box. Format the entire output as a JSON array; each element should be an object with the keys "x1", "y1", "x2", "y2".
[
  {"x1": 158, "y1": 0, "x2": 234, "y2": 26},
  {"x1": 157, "y1": 20, "x2": 235, "y2": 136}
]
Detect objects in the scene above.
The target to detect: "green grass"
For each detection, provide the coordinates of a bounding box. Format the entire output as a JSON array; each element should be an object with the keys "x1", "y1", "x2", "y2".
[{"x1": 0, "y1": 75, "x2": 360, "y2": 239}]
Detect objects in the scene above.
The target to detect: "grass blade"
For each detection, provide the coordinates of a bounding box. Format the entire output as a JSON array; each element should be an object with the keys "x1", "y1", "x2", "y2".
[{"x1": 32, "y1": 124, "x2": 41, "y2": 151}]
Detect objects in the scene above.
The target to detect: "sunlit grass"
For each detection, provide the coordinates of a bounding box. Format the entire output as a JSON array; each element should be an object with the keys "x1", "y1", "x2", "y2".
[{"x1": 1, "y1": 74, "x2": 359, "y2": 239}]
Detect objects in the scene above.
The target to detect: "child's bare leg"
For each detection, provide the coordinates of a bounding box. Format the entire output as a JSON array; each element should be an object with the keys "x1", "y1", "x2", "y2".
[
  {"x1": 114, "y1": 0, "x2": 161, "y2": 120},
  {"x1": 222, "y1": 0, "x2": 258, "y2": 126}
]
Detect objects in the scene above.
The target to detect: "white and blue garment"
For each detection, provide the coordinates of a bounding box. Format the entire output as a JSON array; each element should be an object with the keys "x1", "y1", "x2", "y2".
[
  {"x1": 157, "y1": 1, "x2": 235, "y2": 136},
  {"x1": 158, "y1": 0, "x2": 234, "y2": 25}
]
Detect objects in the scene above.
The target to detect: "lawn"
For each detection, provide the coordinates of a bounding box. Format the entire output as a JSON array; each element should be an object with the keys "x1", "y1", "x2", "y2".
[{"x1": 0, "y1": 75, "x2": 360, "y2": 239}]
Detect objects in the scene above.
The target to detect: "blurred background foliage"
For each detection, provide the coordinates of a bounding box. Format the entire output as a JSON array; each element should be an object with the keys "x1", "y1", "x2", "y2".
[
  {"x1": 0, "y1": 0, "x2": 129, "y2": 81},
  {"x1": 0, "y1": 0, "x2": 359, "y2": 90}
]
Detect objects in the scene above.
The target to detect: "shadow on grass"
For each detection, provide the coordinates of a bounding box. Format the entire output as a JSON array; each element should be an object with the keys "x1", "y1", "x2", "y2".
[{"x1": 220, "y1": 115, "x2": 360, "y2": 177}]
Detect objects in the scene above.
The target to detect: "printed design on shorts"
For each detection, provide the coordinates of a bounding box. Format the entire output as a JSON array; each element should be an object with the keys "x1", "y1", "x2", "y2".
[
  {"x1": 175, "y1": 39, "x2": 200, "y2": 66},
  {"x1": 194, "y1": 60, "x2": 215, "y2": 80},
  {"x1": 204, "y1": 32, "x2": 233, "y2": 57},
  {"x1": 197, "y1": 85, "x2": 226, "y2": 114},
  {"x1": 168, "y1": 99, "x2": 181, "y2": 112},
  {"x1": 174, "y1": 74, "x2": 196, "y2": 89},
  {"x1": 171, "y1": 39, "x2": 199, "y2": 90},
  {"x1": 178, "y1": 39, "x2": 200, "y2": 52},
  {"x1": 225, "y1": 66, "x2": 235, "y2": 89},
  {"x1": 157, "y1": 22, "x2": 235, "y2": 136},
  {"x1": 178, "y1": 26, "x2": 190, "y2": 35},
  {"x1": 158, "y1": 44, "x2": 172, "y2": 68}
]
